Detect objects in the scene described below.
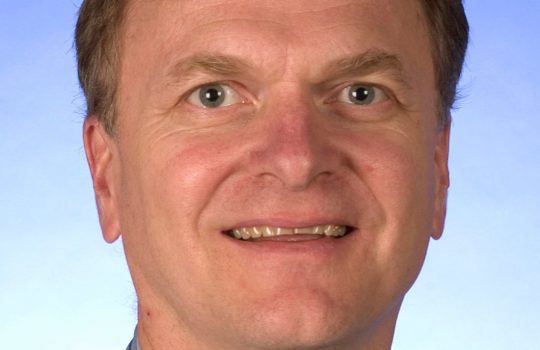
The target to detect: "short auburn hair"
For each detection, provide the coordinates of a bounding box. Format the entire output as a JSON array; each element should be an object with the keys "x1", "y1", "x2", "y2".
[{"x1": 75, "y1": 0, "x2": 469, "y2": 133}]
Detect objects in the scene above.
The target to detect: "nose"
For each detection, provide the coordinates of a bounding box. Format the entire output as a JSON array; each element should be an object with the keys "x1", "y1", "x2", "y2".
[{"x1": 248, "y1": 88, "x2": 342, "y2": 191}]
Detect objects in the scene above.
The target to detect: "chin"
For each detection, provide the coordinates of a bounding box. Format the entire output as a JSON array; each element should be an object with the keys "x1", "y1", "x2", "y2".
[{"x1": 231, "y1": 289, "x2": 383, "y2": 350}]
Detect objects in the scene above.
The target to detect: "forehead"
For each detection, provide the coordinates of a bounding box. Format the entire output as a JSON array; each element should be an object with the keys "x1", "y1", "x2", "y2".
[
  {"x1": 119, "y1": 0, "x2": 433, "y2": 97},
  {"x1": 125, "y1": 1, "x2": 428, "y2": 51}
]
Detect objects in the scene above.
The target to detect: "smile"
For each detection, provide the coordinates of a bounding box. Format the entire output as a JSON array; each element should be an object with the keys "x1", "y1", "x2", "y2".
[{"x1": 228, "y1": 225, "x2": 349, "y2": 241}]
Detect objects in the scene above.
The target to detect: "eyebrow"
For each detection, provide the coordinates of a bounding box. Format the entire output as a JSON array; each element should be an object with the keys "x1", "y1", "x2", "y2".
[
  {"x1": 163, "y1": 50, "x2": 410, "y2": 87},
  {"x1": 322, "y1": 50, "x2": 411, "y2": 88},
  {"x1": 164, "y1": 54, "x2": 253, "y2": 82}
]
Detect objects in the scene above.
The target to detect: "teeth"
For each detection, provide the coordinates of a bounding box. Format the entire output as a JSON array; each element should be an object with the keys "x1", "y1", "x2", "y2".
[
  {"x1": 263, "y1": 226, "x2": 273, "y2": 237},
  {"x1": 241, "y1": 228, "x2": 250, "y2": 240},
  {"x1": 252, "y1": 226, "x2": 262, "y2": 238},
  {"x1": 324, "y1": 225, "x2": 346, "y2": 236},
  {"x1": 230, "y1": 225, "x2": 347, "y2": 240}
]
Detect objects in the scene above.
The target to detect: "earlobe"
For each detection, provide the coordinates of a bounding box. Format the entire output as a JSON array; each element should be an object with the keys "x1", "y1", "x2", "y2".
[
  {"x1": 431, "y1": 122, "x2": 451, "y2": 240},
  {"x1": 83, "y1": 116, "x2": 122, "y2": 243}
]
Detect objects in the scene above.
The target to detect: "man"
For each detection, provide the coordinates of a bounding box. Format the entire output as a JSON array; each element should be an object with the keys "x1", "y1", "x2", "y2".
[{"x1": 76, "y1": 0, "x2": 468, "y2": 349}]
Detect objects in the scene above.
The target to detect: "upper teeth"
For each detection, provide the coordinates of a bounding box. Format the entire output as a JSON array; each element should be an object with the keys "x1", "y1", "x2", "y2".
[{"x1": 231, "y1": 225, "x2": 347, "y2": 240}]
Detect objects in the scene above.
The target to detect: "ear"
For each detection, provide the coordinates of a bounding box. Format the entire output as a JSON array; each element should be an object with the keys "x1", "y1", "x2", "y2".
[
  {"x1": 431, "y1": 122, "x2": 451, "y2": 240},
  {"x1": 83, "y1": 116, "x2": 121, "y2": 243}
]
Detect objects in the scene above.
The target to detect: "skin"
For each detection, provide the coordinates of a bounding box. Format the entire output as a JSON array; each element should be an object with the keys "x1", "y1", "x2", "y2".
[{"x1": 84, "y1": 0, "x2": 450, "y2": 349}]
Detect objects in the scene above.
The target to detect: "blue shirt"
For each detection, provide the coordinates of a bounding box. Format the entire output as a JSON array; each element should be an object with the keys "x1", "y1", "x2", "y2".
[{"x1": 126, "y1": 327, "x2": 139, "y2": 350}]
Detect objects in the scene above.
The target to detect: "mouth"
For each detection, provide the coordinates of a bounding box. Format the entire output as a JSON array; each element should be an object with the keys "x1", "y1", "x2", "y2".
[{"x1": 225, "y1": 224, "x2": 353, "y2": 242}]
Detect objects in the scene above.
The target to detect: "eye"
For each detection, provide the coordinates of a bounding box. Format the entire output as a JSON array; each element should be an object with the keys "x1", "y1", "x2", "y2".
[
  {"x1": 187, "y1": 83, "x2": 243, "y2": 108},
  {"x1": 337, "y1": 84, "x2": 388, "y2": 105}
]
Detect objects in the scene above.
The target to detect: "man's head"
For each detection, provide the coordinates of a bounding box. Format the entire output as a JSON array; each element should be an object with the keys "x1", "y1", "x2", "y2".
[{"x1": 78, "y1": 1, "x2": 468, "y2": 349}]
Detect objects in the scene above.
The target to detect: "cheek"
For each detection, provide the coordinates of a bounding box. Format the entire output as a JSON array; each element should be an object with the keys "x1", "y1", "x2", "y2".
[
  {"x1": 115, "y1": 130, "x2": 231, "y2": 252},
  {"x1": 152, "y1": 137, "x2": 235, "y2": 225},
  {"x1": 346, "y1": 129, "x2": 435, "y2": 266},
  {"x1": 353, "y1": 129, "x2": 434, "y2": 217},
  {"x1": 373, "y1": 142, "x2": 433, "y2": 218},
  {"x1": 118, "y1": 134, "x2": 239, "y2": 300}
]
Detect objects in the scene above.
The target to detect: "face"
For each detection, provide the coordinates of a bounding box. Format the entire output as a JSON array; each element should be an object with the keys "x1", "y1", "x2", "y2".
[{"x1": 84, "y1": 0, "x2": 450, "y2": 348}]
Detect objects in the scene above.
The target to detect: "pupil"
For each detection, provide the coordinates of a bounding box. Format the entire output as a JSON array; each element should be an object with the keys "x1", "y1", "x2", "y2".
[
  {"x1": 199, "y1": 85, "x2": 225, "y2": 107},
  {"x1": 349, "y1": 85, "x2": 374, "y2": 105},
  {"x1": 205, "y1": 88, "x2": 222, "y2": 102},
  {"x1": 352, "y1": 87, "x2": 368, "y2": 101}
]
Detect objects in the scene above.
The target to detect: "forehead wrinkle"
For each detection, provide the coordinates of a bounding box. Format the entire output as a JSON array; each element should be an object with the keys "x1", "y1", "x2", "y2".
[{"x1": 323, "y1": 50, "x2": 412, "y2": 88}]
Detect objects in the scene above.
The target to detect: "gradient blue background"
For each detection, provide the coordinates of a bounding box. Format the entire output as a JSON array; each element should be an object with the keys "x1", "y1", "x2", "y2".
[{"x1": 1, "y1": 1, "x2": 538, "y2": 349}]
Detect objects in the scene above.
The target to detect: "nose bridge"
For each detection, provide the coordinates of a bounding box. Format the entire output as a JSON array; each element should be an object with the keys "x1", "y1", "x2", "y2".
[
  {"x1": 249, "y1": 86, "x2": 336, "y2": 190},
  {"x1": 271, "y1": 88, "x2": 313, "y2": 145}
]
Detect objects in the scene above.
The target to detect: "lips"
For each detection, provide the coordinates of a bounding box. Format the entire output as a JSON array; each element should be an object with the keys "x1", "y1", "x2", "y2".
[{"x1": 226, "y1": 224, "x2": 350, "y2": 241}]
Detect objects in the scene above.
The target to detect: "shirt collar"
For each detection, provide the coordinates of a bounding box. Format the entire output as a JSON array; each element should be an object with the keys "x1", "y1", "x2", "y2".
[{"x1": 126, "y1": 326, "x2": 139, "y2": 350}]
